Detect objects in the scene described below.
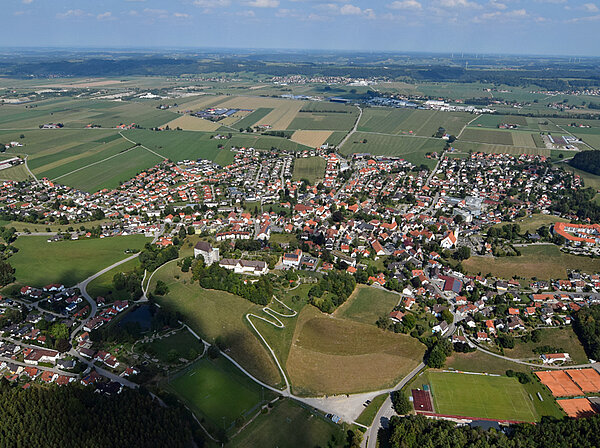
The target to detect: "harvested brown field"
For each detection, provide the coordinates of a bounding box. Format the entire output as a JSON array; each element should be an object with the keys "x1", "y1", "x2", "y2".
[
  {"x1": 286, "y1": 307, "x2": 425, "y2": 396},
  {"x1": 162, "y1": 114, "x2": 221, "y2": 131},
  {"x1": 219, "y1": 96, "x2": 304, "y2": 130},
  {"x1": 175, "y1": 95, "x2": 228, "y2": 113},
  {"x1": 290, "y1": 130, "x2": 333, "y2": 148},
  {"x1": 557, "y1": 398, "x2": 597, "y2": 418}
]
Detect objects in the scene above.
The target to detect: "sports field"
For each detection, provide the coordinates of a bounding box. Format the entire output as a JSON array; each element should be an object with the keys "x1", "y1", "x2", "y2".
[
  {"x1": 462, "y1": 244, "x2": 600, "y2": 280},
  {"x1": 426, "y1": 371, "x2": 538, "y2": 422},
  {"x1": 292, "y1": 156, "x2": 326, "y2": 183},
  {"x1": 168, "y1": 357, "x2": 269, "y2": 431},
  {"x1": 10, "y1": 235, "x2": 146, "y2": 287},
  {"x1": 340, "y1": 132, "x2": 444, "y2": 169},
  {"x1": 229, "y1": 399, "x2": 345, "y2": 448},
  {"x1": 336, "y1": 284, "x2": 400, "y2": 325},
  {"x1": 286, "y1": 307, "x2": 425, "y2": 395}
]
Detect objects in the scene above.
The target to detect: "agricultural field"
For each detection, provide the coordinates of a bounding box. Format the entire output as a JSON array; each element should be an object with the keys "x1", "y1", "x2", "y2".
[
  {"x1": 503, "y1": 327, "x2": 589, "y2": 364},
  {"x1": 218, "y1": 97, "x2": 303, "y2": 130},
  {"x1": 357, "y1": 108, "x2": 473, "y2": 137},
  {"x1": 162, "y1": 114, "x2": 221, "y2": 131},
  {"x1": 233, "y1": 108, "x2": 274, "y2": 129},
  {"x1": 463, "y1": 244, "x2": 600, "y2": 280},
  {"x1": 288, "y1": 111, "x2": 357, "y2": 131},
  {"x1": 174, "y1": 95, "x2": 228, "y2": 113},
  {"x1": 340, "y1": 132, "x2": 444, "y2": 168},
  {"x1": 292, "y1": 156, "x2": 326, "y2": 183},
  {"x1": 150, "y1": 262, "x2": 282, "y2": 387},
  {"x1": 139, "y1": 329, "x2": 205, "y2": 364},
  {"x1": 425, "y1": 371, "x2": 538, "y2": 422},
  {"x1": 460, "y1": 128, "x2": 514, "y2": 145},
  {"x1": 325, "y1": 131, "x2": 347, "y2": 147},
  {"x1": 0, "y1": 163, "x2": 30, "y2": 181},
  {"x1": 290, "y1": 130, "x2": 332, "y2": 148},
  {"x1": 168, "y1": 356, "x2": 272, "y2": 433},
  {"x1": 9, "y1": 235, "x2": 146, "y2": 287},
  {"x1": 286, "y1": 307, "x2": 425, "y2": 395},
  {"x1": 452, "y1": 140, "x2": 550, "y2": 156},
  {"x1": 336, "y1": 285, "x2": 400, "y2": 326},
  {"x1": 229, "y1": 398, "x2": 346, "y2": 448}
]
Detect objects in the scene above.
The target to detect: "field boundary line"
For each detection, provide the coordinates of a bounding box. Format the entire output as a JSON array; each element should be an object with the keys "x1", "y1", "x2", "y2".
[
  {"x1": 51, "y1": 144, "x2": 141, "y2": 181},
  {"x1": 119, "y1": 131, "x2": 167, "y2": 159}
]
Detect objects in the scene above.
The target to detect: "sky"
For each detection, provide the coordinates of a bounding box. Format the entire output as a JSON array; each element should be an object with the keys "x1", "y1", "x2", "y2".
[{"x1": 4, "y1": 0, "x2": 600, "y2": 56}]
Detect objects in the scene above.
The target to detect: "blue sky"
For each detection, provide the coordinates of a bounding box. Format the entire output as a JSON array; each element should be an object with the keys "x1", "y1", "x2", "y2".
[{"x1": 5, "y1": 0, "x2": 600, "y2": 56}]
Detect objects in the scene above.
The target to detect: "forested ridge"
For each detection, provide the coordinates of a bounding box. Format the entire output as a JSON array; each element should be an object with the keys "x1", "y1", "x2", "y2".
[
  {"x1": 0, "y1": 382, "x2": 195, "y2": 448},
  {"x1": 573, "y1": 305, "x2": 600, "y2": 361},
  {"x1": 570, "y1": 150, "x2": 600, "y2": 176},
  {"x1": 381, "y1": 415, "x2": 600, "y2": 448}
]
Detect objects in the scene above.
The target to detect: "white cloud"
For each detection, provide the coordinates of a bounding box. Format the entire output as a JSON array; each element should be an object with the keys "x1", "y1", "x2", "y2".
[
  {"x1": 317, "y1": 3, "x2": 375, "y2": 17},
  {"x1": 22, "y1": 0, "x2": 33, "y2": 4},
  {"x1": 388, "y1": 0, "x2": 422, "y2": 10},
  {"x1": 237, "y1": 9, "x2": 256, "y2": 16},
  {"x1": 97, "y1": 12, "x2": 114, "y2": 21},
  {"x1": 193, "y1": 0, "x2": 231, "y2": 7},
  {"x1": 567, "y1": 13, "x2": 600, "y2": 22},
  {"x1": 437, "y1": 0, "x2": 482, "y2": 8},
  {"x1": 474, "y1": 8, "x2": 527, "y2": 21},
  {"x1": 247, "y1": 0, "x2": 280, "y2": 7},
  {"x1": 143, "y1": 8, "x2": 170, "y2": 19},
  {"x1": 489, "y1": 0, "x2": 507, "y2": 10},
  {"x1": 582, "y1": 3, "x2": 599, "y2": 12},
  {"x1": 173, "y1": 12, "x2": 191, "y2": 18},
  {"x1": 340, "y1": 4, "x2": 362, "y2": 14},
  {"x1": 56, "y1": 9, "x2": 89, "y2": 19}
]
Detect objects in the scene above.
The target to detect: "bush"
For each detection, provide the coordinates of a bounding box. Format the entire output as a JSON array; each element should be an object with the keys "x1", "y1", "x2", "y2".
[{"x1": 391, "y1": 391, "x2": 412, "y2": 415}]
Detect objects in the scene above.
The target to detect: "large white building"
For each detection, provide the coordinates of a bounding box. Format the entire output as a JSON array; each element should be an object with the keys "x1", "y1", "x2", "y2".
[
  {"x1": 219, "y1": 259, "x2": 268, "y2": 276},
  {"x1": 194, "y1": 241, "x2": 220, "y2": 266}
]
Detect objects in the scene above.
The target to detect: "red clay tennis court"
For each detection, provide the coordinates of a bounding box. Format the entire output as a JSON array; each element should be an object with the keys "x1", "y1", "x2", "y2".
[
  {"x1": 535, "y1": 370, "x2": 582, "y2": 397},
  {"x1": 557, "y1": 398, "x2": 597, "y2": 418},
  {"x1": 412, "y1": 389, "x2": 434, "y2": 413},
  {"x1": 566, "y1": 369, "x2": 600, "y2": 393}
]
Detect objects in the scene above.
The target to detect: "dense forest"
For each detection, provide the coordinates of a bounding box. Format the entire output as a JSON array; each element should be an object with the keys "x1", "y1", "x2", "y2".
[
  {"x1": 308, "y1": 271, "x2": 356, "y2": 313},
  {"x1": 381, "y1": 414, "x2": 600, "y2": 448},
  {"x1": 0, "y1": 381, "x2": 198, "y2": 448},
  {"x1": 570, "y1": 150, "x2": 600, "y2": 176},
  {"x1": 572, "y1": 305, "x2": 600, "y2": 361}
]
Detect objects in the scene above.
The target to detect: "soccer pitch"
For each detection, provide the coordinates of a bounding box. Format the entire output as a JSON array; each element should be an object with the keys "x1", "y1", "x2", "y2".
[{"x1": 426, "y1": 371, "x2": 538, "y2": 422}]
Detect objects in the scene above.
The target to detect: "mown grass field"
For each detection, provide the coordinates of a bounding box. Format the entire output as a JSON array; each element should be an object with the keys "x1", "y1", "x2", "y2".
[
  {"x1": 504, "y1": 327, "x2": 588, "y2": 364},
  {"x1": 86, "y1": 257, "x2": 141, "y2": 301},
  {"x1": 340, "y1": 132, "x2": 444, "y2": 169},
  {"x1": 460, "y1": 127, "x2": 514, "y2": 145},
  {"x1": 426, "y1": 371, "x2": 537, "y2": 422},
  {"x1": 229, "y1": 398, "x2": 345, "y2": 448},
  {"x1": 358, "y1": 108, "x2": 472, "y2": 137},
  {"x1": 10, "y1": 235, "x2": 146, "y2": 287},
  {"x1": 463, "y1": 244, "x2": 599, "y2": 280},
  {"x1": 150, "y1": 262, "x2": 282, "y2": 387},
  {"x1": 292, "y1": 156, "x2": 326, "y2": 183},
  {"x1": 336, "y1": 285, "x2": 400, "y2": 326},
  {"x1": 452, "y1": 140, "x2": 550, "y2": 156},
  {"x1": 493, "y1": 213, "x2": 570, "y2": 233},
  {"x1": 0, "y1": 163, "x2": 30, "y2": 181},
  {"x1": 233, "y1": 108, "x2": 273, "y2": 129},
  {"x1": 140, "y1": 329, "x2": 205, "y2": 363},
  {"x1": 286, "y1": 307, "x2": 425, "y2": 395},
  {"x1": 168, "y1": 356, "x2": 269, "y2": 431}
]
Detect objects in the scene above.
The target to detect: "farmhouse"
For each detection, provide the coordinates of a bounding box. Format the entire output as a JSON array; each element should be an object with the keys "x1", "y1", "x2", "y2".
[{"x1": 194, "y1": 241, "x2": 220, "y2": 266}]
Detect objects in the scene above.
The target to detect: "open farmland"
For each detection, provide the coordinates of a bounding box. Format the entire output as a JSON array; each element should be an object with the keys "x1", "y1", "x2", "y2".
[
  {"x1": 10, "y1": 235, "x2": 146, "y2": 287},
  {"x1": 288, "y1": 111, "x2": 357, "y2": 131},
  {"x1": 292, "y1": 156, "x2": 326, "y2": 183},
  {"x1": 0, "y1": 163, "x2": 30, "y2": 181},
  {"x1": 463, "y1": 244, "x2": 600, "y2": 280},
  {"x1": 452, "y1": 140, "x2": 550, "y2": 156},
  {"x1": 336, "y1": 285, "x2": 400, "y2": 326},
  {"x1": 358, "y1": 108, "x2": 473, "y2": 137},
  {"x1": 162, "y1": 114, "x2": 221, "y2": 131},
  {"x1": 460, "y1": 128, "x2": 514, "y2": 145},
  {"x1": 425, "y1": 371, "x2": 538, "y2": 422},
  {"x1": 86, "y1": 257, "x2": 141, "y2": 302},
  {"x1": 290, "y1": 130, "x2": 332, "y2": 148},
  {"x1": 174, "y1": 95, "x2": 228, "y2": 113},
  {"x1": 233, "y1": 108, "x2": 274, "y2": 129},
  {"x1": 218, "y1": 96, "x2": 304, "y2": 130},
  {"x1": 340, "y1": 132, "x2": 444, "y2": 168},
  {"x1": 150, "y1": 262, "x2": 282, "y2": 387},
  {"x1": 286, "y1": 307, "x2": 425, "y2": 395}
]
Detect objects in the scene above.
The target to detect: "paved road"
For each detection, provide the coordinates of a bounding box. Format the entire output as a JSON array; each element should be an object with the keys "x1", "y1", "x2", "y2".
[
  {"x1": 364, "y1": 362, "x2": 426, "y2": 448},
  {"x1": 338, "y1": 106, "x2": 363, "y2": 150}
]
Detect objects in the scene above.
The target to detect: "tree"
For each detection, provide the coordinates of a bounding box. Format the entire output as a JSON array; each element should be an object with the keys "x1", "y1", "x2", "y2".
[
  {"x1": 0, "y1": 261, "x2": 15, "y2": 286},
  {"x1": 497, "y1": 333, "x2": 515, "y2": 349},
  {"x1": 441, "y1": 309, "x2": 454, "y2": 325},
  {"x1": 391, "y1": 390, "x2": 412, "y2": 415},
  {"x1": 154, "y1": 280, "x2": 169, "y2": 296},
  {"x1": 50, "y1": 323, "x2": 69, "y2": 341},
  {"x1": 454, "y1": 246, "x2": 471, "y2": 261}
]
